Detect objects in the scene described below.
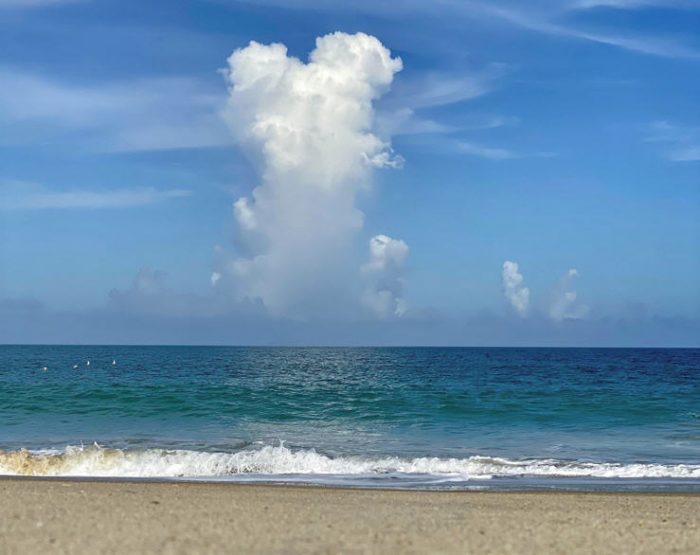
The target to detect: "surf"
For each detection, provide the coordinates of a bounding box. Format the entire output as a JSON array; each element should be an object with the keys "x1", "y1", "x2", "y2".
[{"x1": 1, "y1": 443, "x2": 699, "y2": 483}]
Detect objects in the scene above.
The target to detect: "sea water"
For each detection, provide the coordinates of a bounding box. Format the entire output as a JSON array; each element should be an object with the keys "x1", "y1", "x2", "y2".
[{"x1": 1, "y1": 346, "x2": 698, "y2": 490}]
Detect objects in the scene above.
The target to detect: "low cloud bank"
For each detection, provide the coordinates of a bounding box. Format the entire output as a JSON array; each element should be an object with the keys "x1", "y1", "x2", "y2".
[{"x1": 2, "y1": 294, "x2": 697, "y2": 347}]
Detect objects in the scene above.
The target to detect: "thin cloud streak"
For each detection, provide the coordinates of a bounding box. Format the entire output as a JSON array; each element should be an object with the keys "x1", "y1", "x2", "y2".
[
  {"x1": 477, "y1": 4, "x2": 700, "y2": 59},
  {"x1": 0, "y1": 69, "x2": 231, "y2": 152},
  {"x1": 571, "y1": 0, "x2": 699, "y2": 9},
  {"x1": 667, "y1": 146, "x2": 700, "y2": 162},
  {"x1": 458, "y1": 141, "x2": 555, "y2": 160},
  {"x1": 230, "y1": 1, "x2": 700, "y2": 59},
  {"x1": 388, "y1": 65, "x2": 507, "y2": 111},
  {"x1": 0, "y1": 182, "x2": 191, "y2": 210},
  {"x1": 459, "y1": 142, "x2": 520, "y2": 160},
  {"x1": 376, "y1": 66, "x2": 509, "y2": 138},
  {"x1": 0, "y1": 0, "x2": 83, "y2": 8},
  {"x1": 645, "y1": 121, "x2": 700, "y2": 162}
]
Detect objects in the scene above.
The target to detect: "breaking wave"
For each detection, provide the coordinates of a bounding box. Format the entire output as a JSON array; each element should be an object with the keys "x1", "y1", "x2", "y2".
[{"x1": 1, "y1": 444, "x2": 700, "y2": 481}]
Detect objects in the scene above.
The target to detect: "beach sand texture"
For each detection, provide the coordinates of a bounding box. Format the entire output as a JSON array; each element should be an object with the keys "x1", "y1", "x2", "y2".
[{"x1": 1, "y1": 480, "x2": 698, "y2": 554}]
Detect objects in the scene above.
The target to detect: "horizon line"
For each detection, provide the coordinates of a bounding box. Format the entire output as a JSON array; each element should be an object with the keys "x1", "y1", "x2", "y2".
[{"x1": 1, "y1": 343, "x2": 698, "y2": 349}]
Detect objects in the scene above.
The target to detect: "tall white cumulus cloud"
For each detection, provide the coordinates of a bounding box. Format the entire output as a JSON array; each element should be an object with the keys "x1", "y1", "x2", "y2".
[
  {"x1": 502, "y1": 260, "x2": 530, "y2": 316},
  {"x1": 215, "y1": 32, "x2": 406, "y2": 317}
]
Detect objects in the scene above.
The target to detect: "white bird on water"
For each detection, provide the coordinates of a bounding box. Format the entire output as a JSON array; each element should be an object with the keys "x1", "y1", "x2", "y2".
[
  {"x1": 73, "y1": 364, "x2": 78, "y2": 369},
  {"x1": 112, "y1": 360, "x2": 117, "y2": 366},
  {"x1": 42, "y1": 366, "x2": 48, "y2": 371},
  {"x1": 86, "y1": 360, "x2": 90, "y2": 367}
]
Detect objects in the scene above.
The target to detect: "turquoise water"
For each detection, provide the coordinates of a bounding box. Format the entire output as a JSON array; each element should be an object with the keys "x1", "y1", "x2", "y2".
[{"x1": 1, "y1": 346, "x2": 699, "y2": 490}]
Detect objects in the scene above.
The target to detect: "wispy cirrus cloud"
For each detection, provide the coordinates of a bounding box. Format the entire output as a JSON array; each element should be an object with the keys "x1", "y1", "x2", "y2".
[
  {"x1": 474, "y1": 3, "x2": 700, "y2": 59},
  {"x1": 386, "y1": 65, "x2": 507, "y2": 111},
  {"x1": 669, "y1": 146, "x2": 700, "y2": 162},
  {"x1": 378, "y1": 111, "x2": 519, "y2": 138},
  {"x1": 459, "y1": 142, "x2": 520, "y2": 160},
  {"x1": 0, "y1": 181, "x2": 191, "y2": 210},
  {"x1": 645, "y1": 121, "x2": 700, "y2": 162},
  {"x1": 225, "y1": 0, "x2": 700, "y2": 59},
  {"x1": 0, "y1": 0, "x2": 83, "y2": 8},
  {"x1": 377, "y1": 65, "x2": 509, "y2": 137},
  {"x1": 570, "y1": 0, "x2": 698, "y2": 10},
  {"x1": 458, "y1": 141, "x2": 555, "y2": 160},
  {"x1": 0, "y1": 69, "x2": 231, "y2": 152}
]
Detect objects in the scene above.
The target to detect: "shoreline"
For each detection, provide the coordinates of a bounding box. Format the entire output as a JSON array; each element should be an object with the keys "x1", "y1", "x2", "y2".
[
  {"x1": 3, "y1": 473, "x2": 700, "y2": 493},
  {"x1": 2, "y1": 478, "x2": 699, "y2": 554}
]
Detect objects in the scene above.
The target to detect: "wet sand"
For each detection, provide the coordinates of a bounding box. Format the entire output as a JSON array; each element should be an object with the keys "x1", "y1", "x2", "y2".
[{"x1": 1, "y1": 479, "x2": 698, "y2": 554}]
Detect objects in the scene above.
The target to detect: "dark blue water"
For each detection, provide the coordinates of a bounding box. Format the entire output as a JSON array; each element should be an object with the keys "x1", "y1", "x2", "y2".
[{"x1": 1, "y1": 346, "x2": 698, "y2": 490}]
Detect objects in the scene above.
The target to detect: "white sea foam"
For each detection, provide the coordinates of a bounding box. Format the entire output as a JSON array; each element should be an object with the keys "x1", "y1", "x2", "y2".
[{"x1": 1, "y1": 444, "x2": 699, "y2": 481}]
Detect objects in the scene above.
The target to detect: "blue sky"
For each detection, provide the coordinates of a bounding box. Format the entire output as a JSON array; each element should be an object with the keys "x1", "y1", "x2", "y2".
[{"x1": 1, "y1": 0, "x2": 698, "y2": 346}]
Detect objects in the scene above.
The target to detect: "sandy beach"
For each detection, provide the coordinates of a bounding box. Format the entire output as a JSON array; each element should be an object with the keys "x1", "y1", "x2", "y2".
[{"x1": 0, "y1": 479, "x2": 698, "y2": 554}]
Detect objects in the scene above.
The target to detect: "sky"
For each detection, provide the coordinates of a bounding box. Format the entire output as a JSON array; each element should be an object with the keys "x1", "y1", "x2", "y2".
[{"x1": 0, "y1": 0, "x2": 698, "y2": 346}]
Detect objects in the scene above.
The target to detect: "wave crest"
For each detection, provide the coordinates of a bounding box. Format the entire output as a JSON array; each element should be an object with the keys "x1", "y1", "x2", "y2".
[{"x1": 1, "y1": 444, "x2": 699, "y2": 480}]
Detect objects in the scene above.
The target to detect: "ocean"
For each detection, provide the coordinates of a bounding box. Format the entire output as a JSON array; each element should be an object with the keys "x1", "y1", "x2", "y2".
[{"x1": 1, "y1": 345, "x2": 698, "y2": 490}]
